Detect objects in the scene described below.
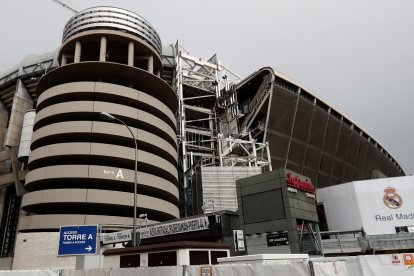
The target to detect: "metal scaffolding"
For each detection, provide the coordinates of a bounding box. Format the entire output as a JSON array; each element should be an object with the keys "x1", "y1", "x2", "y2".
[{"x1": 173, "y1": 44, "x2": 272, "y2": 212}]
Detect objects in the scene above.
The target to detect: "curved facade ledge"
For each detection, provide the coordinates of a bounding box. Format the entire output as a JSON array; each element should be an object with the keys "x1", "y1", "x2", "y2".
[
  {"x1": 36, "y1": 62, "x2": 178, "y2": 113},
  {"x1": 19, "y1": 214, "x2": 158, "y2": 232}
]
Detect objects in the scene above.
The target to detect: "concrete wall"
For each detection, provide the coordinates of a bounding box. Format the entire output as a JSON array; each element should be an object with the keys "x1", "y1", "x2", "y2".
[
  {"x1": 316, "y1": 181, "x2": 362, "y2": 231},
  {"x1": 12, "y1": 232, "x2": 76, "y2": 270}
]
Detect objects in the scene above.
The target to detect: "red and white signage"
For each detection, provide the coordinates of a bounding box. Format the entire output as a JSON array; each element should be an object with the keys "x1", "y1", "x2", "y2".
[{"x1": 286, "y1": 172, "x2": 315, "y2": 194}]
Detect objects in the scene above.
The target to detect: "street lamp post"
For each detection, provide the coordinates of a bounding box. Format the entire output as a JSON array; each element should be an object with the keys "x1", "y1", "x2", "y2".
[{"x1": 100, "y1": 112, "x2": 138, "y2": 246}]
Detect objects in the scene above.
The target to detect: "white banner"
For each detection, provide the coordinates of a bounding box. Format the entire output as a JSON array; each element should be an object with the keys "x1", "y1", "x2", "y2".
[
  {"x1": 138, "y1": 216, "x2": 210, "y2": 239},
  {"x1": 313, "y1": 261, "x2": 348, "y2": 276},
  {"x1": 102, "y1": 230, "x2": 132, "y2": 245},
  {"x1": 358, "y1": 254, "x2": 414, "y2": 276}
]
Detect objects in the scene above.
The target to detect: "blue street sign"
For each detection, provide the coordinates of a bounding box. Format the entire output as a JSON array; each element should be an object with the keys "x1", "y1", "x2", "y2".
[{"x1": 58, "y1": 225, "x2": 98, "y2": 256}]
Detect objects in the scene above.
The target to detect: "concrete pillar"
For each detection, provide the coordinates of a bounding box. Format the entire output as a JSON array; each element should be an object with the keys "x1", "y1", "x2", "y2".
[
  {"x1": 0, "y1": 102, "x2": 9, "y2": 149},
  {"x1": 148, "y1": 55, "x2": 154, "y2": 74},
  {"x1": 99, "y1": 36, "x2": 107, "y2": 62},
  {"x1": 4, "y1": 79, "x2": 33, "y2": 147},
  {"x1": 156, "y1": 70, "x2": 161, "y2": 77},
  {"x1": 74, "y1": 41, "x2": 81, "y2": 63},
  {"x1": 128, "y1": 42, "x2": 134, "y2": 66},
  {"x1": 61, "y1": 54, "x2": 67, "y2": 66}
]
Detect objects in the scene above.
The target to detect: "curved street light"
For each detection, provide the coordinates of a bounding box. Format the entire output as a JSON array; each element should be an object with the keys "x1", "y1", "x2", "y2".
[{"x1": 100, "y1": 112, "x2": 139, "y2": 246}]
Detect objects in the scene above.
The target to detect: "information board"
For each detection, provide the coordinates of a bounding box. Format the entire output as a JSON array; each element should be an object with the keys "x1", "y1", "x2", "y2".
[{"x1": 58, "y1": 225, "x2": 98, "y2": 256}]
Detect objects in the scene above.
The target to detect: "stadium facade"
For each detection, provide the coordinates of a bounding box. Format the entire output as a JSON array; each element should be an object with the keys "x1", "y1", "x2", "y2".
[{"x1": 0, "y1": 5, "x2": 405, "y2": 265}]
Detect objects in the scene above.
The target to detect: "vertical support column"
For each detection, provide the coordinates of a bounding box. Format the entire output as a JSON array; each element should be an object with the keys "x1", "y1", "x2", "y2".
[
  {"x1": 99, "y1": 36, "x2": 107, "y2": 62},
  {"x1": 74, "y1": 41, "x2": 81, "y2": 63},
  {"x1": 266, "y1": 142, "x2": 272, "y2": 171},
  {"x1": 284, "y1": 88, "x2": 301, "y2": 168},
  {"x1": 5, "y1": 80, "x2": 33, "y2": 147},
  {"x1": 10, "y1": 147, "x2": 25, "y2": 196},
  {"x1": 250, "y1": 133, "x2": 257, "y2": 167},
  {"x1": 128, "y1": 42, "x2": 134, "y2": 66},
  {"x1": 61, "y1": 54, "x2": 67, "y2": 66},
  {"x1": 147, "y1": 55, "x2": 154, "y2": 74},
  {"x1": 301, "y1": 99, "x2": 316, "y2": 176},
  {"x1": 217, "y1": 134, "x2": 223, "y2": 167},
  {"x1": 156, "y1": 70, "x2": 161, "y2": 77}
]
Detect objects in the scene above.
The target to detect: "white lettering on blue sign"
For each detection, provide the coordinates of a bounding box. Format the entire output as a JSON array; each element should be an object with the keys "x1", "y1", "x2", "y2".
[{"x1": 58, "y1": 225, "x2": 97, "y2": 255}]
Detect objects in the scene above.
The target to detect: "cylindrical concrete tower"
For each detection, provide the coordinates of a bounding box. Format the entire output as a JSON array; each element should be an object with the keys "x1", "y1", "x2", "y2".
[{"x1": 19, "y1": 7, "x2": 179, "y2": 231}]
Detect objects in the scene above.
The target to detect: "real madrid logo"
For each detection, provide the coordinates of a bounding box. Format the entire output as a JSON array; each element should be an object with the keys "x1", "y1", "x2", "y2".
[{"x1": 383, "y1": 187, "x2": 403, "y2": 209}]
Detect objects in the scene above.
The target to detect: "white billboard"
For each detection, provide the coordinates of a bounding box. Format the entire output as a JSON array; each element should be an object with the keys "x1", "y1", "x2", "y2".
[
  {"x1": 317, "y1": 175, "x2": 414, "y2": 235},
  {"x1": 354, "y1": 176, "x2": 414, "y2": 235}
]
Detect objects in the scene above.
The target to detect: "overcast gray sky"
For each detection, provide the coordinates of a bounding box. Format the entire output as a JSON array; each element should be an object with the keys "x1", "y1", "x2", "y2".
[{"x1": 1, "y1": 0, "x2": 413, "y2": 174}]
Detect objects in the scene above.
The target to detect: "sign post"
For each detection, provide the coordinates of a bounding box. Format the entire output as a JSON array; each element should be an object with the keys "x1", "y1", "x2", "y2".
[{"x1": 58, "y1": 225, "x2": 98, "y2": 256}]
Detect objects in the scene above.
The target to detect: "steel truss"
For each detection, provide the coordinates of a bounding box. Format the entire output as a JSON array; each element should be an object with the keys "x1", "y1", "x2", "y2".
[{"x1": 174, "y1": 44, "x2": 272, "y2": 196}]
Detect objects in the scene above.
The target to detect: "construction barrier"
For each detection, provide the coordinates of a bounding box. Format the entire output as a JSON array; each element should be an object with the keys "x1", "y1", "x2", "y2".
[{"x1": 0, "y1": 253, "x2": 413, "y2": 276}]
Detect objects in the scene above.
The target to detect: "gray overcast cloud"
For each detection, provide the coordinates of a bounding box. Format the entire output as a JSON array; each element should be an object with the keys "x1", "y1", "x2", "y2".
[{"x1": 1, "y1": 0, "x2": 413, "y2": 174}]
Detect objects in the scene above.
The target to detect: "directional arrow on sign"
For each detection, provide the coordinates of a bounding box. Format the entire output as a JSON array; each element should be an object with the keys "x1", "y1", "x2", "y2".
[{"x1": 85, "y1": 245, "x2": 92, "y2": 252}]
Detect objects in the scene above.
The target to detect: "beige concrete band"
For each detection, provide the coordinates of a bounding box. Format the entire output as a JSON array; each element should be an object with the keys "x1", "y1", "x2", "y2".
[{"x1": 24, "y1": 164, "x2": 179, "y2": 199}]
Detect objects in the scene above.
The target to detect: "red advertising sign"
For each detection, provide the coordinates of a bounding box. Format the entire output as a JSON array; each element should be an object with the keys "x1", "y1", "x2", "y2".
[{"x1": 286, "y1": 172, "x2": 315, "y2": 193}]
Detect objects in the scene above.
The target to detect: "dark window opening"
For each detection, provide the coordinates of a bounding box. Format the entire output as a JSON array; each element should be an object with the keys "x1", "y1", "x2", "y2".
[
  {"x1": 211, "y1": 251, "x2": 228, "y2": 265},
  {"x1": 120, "y1": 254, "x2": 140, "y2": 268},
  {"x1": 189, "y1": 250, "x2": 209, "y2": 265},
  {"x1": 148, "y1": 251, "x2": 177, "y2": 267}
]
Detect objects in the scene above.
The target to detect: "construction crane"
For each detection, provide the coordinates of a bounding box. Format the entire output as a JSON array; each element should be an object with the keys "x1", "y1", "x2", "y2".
[{"x1": 51, "y1": 0, "x2": 80, "y2": 13}]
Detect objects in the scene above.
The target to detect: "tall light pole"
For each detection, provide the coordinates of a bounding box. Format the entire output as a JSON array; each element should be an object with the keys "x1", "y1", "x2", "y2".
[{"x1": 100, "y1": 112, "x2": 138, "y2": 246}]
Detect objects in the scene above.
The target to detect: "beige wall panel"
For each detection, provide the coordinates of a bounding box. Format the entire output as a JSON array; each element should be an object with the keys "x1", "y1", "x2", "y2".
[
  {"x1": 92, "y1": 121, "x2": 177, "y2": 161},
  {"x1": 28, "y1": 142, "x2": 91, "y2": 164},
  {"x1": 90, "y1": 143, "x2": 177, "y2": 178},
  {"x1": 35, "y1": 101, "x2": 94, "y2": 124},
  {"x1": 94, "y1": 82, "x2": 176, "y2": 125},
  {"x1": 83, "y1": 215, "x2": 133, "y2": 226},
  {"x1": 88, "y1": 165, "x2": 179, "y2": 197},
  {"x1": 29, "y1": 142, "x2": 176, "y2": 178},
  {"x1": 25, "y1": 165, "x2": 179, "y2": 198},
  {"x1": 18, "y1": 214, "x2": 87, "y2": 231},
  {"x1": 39, "y1": 82, "x2": 175, "y2": 126},
  {"x1": 25, "y1": 165, "x2": 90, "y2": 187},
  {"x1": 93, "y1": 101, "x2": 176, "y2": 141},
  {"x1": 18, "y1": 214, "x2": 159, "y2": 231},
  {"x1": 24, "y1": 167, "x2": 46, "y2": 186},
  {"x1": 22, "y1": 189, "x2": 87, "y2": 207},
  {"x1": 86, "y1": 189, "x2": 178, "y2": 215},
  {"x1": 34, "y1": 101, "x2": 176, "y2": 143},
  {"x1": 32, "y1": 121, "x2": 93, "y2": 142},
  {"x1": 37, "y1": 81, "x2": 96, "y2": 103},
  {"x1": 21, "y1": 188, "x2": 179, "y2": 217}
]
